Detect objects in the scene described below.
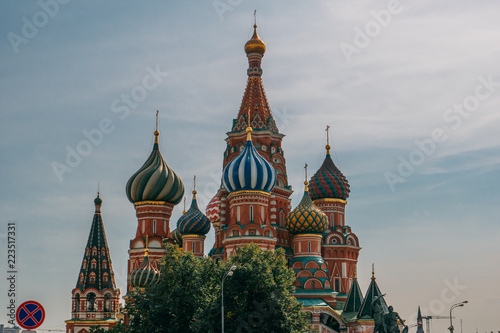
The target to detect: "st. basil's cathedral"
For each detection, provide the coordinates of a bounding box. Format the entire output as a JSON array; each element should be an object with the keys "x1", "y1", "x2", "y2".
[{"x1": 65, "y1": 24, "x2": 401, "y2": 333}]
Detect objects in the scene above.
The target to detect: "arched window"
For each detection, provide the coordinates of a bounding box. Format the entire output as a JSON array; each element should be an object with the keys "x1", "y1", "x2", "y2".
[
  {"x1": 250, "y1": 206, "x2": 254, "y2": 222},
  {"x1": 91, "y1": 259, "x2": 97, "y2": 269},
  {"x1": 82, "y1": 260, "x2": 86, "y2": 269},
  {"x1": 79, "y1": 273, "x2": 84, "y2": 283},
  {"x1": 308, "y1": 242, "x2": 311, "y2": 253},
  {"x1": 103, "y1": 272, "x2": 109, "y2": 283},
  {"x1": 104, "y1": 293, "x2": 112, "y2": 312},
  {"x1": 92, "y1": 247, "x2": 97, "y2": 256},
  {"x1": 101, "y1": 248, "x2": 105, "y2": 256},
  {"x1": 74, "y1": 293, "x2": 80, "y2": 312},
  {"x1": 87, "y1": 292, "x2": 96, "y2": 311},
  {"x1": 102, "y1": 260, "x2": 107, "y2": 269},
  {"x1": 153, "y1": 219, "x2": 157, "y2": 233},
  {"x1": 89, "y1": 272, "x2": 96, "y2": 283}
]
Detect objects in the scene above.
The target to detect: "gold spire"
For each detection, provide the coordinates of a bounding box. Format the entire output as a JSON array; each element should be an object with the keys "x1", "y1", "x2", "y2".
[
  {"x1": 325, "y1": 125, "x2": 331, "y2": 155},
  {"x1": 372, "y1": 263, "x2": 375, "y2": 280},
  {"x1": 154, "y1": 110, "x2": 160, "y2": 144},
  {"x1": 246, "y1": 126, "x2": 253, "y2": 141},
  {"x1": 304, "y1": 163, "x2": 309, "y2": 191},
  {"x1": 192, "y1": 175, "x2": 197, "y2": 199}
]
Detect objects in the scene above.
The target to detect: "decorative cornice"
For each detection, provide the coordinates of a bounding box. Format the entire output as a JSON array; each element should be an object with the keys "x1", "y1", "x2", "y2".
[
  {"x1": 313, "y1": 198, "x2": 347, "y2": 204},
  {"x1": 227, "y1": 190, "x2": 271, "y2": 199},
  {"x1": 134, "y1": 201, "x2": 175, "y2": 207}
]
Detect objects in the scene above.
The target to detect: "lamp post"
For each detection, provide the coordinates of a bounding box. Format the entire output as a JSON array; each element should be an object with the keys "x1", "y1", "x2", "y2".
[
  {"x1": 449, "y1": 301, "x2": 468, "y2": 333},
  {"x1": 222, "y1": 265, "x2": 237, "y2": 333}
]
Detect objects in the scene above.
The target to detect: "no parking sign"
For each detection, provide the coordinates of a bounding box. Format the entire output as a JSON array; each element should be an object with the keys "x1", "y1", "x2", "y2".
[{"x1": 16, "y1": 300, "x2": 45, "y2": 330}]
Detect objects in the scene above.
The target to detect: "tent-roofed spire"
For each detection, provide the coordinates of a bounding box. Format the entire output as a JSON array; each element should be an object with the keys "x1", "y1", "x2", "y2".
[
  {"x1": 75, "y1": 194, "x2": 117, "y2": 292},
  {"x1": 343, "y1": 273, "x2": 363, "y2": 313},
  {"x1": 357, "y1": 267, "x2": 388, "y2": 319}
]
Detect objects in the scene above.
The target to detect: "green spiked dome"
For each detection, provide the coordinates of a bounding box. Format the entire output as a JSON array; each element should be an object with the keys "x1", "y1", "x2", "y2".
[
  {"x1": 129, "y1": 250, "x2": 161, "y2": 288},
  {"x1": 286, "y1": 182, "x2": 328, "y2": 234},
  {"x1": 126, "y1": 129, "x2": 184, "y2": 204}
]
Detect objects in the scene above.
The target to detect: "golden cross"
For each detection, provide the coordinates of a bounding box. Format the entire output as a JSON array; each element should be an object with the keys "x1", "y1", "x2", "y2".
[
  {"x1": 156, "y1": 110, "x2": 159, "y2": 132},
  {"x1": 325, "y1": 125, "x2": 330, "y2": 146}
]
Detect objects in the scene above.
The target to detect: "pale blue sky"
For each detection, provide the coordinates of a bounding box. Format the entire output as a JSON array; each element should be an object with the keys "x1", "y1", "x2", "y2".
[{"x1": 1, "y1": 1, "x2": 499, "y2": 331}]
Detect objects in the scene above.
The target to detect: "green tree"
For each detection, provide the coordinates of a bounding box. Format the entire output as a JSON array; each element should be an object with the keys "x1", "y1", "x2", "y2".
[
  {"x1": 89, "y1": 322, "x2": 126, "y2": 333},
  {"x1": 126, "y1": 244, "x2": 310, "y2": 333}
]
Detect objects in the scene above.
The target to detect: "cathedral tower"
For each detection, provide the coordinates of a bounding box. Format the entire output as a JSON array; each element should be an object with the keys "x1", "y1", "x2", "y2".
[
  {"x1": 66, "y1": 194, "x2": 120, "y2": 333},
  {"x1": 125, "y1": 113, "x2": 184, "y2": 294},
  {"x1": 209, "y1": 24, "x2": 293, "y2": 258},
  {"x1": 309, "y1": 130, "x2": 360, "y2": 297}
]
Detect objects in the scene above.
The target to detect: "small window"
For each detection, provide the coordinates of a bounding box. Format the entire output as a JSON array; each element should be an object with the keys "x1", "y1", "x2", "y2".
[
  {"x1": 262, "y1": 145, "x2": 266, "y2": 151},
  {"x1": 102, "y1": 260, "x2": 108, "y2": 269},
  {"x1": 249, "y1": 230, "x2": 256, "y2": 236},
  {"x1": 232, "y1": 230, "x2": 239, "y2": 236},
  {"x1": 101, "y1": 248, "x2": 105, "y2": 256},
  {"x1": 91, "y1": 260, "x2": 97, "y2": 269},
  {"x1": 92, "y1": 248, "x2": 97, "y2": 256},
  {"x1": 153, "y1": 219, "x2": 157, "y2": 233}
]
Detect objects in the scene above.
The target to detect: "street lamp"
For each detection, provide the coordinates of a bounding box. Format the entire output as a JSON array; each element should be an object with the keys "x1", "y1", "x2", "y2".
[
  {"x1": 222, "y1": 265, "x2": 237, "y2": 333},
  {"x1": 449, "y1": 301, "x2": 468, "y2": 333}
]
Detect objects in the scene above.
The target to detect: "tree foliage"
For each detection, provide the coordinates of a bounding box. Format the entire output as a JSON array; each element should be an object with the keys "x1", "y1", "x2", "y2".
[
  {"x1": 126, "y1": 244, "x2": 310, "y2": 333},
  {"x1": 89, "y1": 322, "x2": 126, "y2": 333}
]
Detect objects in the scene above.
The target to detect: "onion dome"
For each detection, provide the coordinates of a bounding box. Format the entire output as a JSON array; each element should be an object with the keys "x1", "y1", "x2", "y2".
[
  {"x1": 129, "y1": 249, "x2": 160, "y2": 288},
  {"x1": 309, "y1": 144, "x2": 350, "y2": 200},
  {"x1": 206, "y1": 194, "x2": 221, "y2": 223},
  {"x1": 171, "y1": 228, "x2": 182, "y2": 246},
  {"x1": 94, "y1": 192, "x2": 102, "y2": 205},
  {"x1": 177, "y1": 190, "x2": 211, "y2": 235},
  {"x1": 244, "y1": 24, "x2": 266, "y2": 55},
  {"x1": 222, "y1": 127, "x2": 276, "y2": 193},
  {"x1": 126, "y1": 127, "x2": 184, "y2": 204},
  {"x1": 286, "y1": 182, "x2": 328, "y2": 235}
]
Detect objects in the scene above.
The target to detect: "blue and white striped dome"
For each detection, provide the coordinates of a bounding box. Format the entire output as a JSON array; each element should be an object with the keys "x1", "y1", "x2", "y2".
[{"x1": 222, "y1": 127, "x2": 276, "y2": 193}]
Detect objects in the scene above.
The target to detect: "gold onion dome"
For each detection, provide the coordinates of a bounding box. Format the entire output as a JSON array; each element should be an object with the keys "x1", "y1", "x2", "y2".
[
  {"x1": 129, "y1": 250, "x2": 161, "y2": 288},
  {"x1": 125, "y1": 128, "x2": 185, "y2": 204},
  {"x1": 286, "y1": 182, "x2": 328, "y2": 235},
  {"x1": 244, "y1": 24, "x2": 266, "y2": 55}
]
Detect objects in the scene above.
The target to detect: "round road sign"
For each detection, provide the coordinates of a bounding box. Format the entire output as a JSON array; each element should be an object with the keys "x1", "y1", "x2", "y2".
[{"x1": 16, "y1": 300, "x2": 45, "y2": 330}]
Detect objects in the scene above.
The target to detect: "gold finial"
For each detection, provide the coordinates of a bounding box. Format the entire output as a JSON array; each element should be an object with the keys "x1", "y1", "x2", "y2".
[
  {"x1": 193, "y1": 175, "x2": 197, "y2": 198},
  {"x1": 372, "y1": 263, "x2": 375, "y2": 280},
  {"x1": 304, "y1": 163, "x2": 309, "y2": 190},
  {"x1": 144, "y1": 236, "x2": 149, "y2": 257},
  {"x1": 246, "y1": 127, "x2": 252, "y2": 141},
  {"x1": 154, "y1": 110, "x2": 160, "y2": 144},
  {"x1": 183, "y1": 197, "x2": 187, "y2": 214},
  {"x1": 325, "y1": 125, "x2": 331, "y2": 155},
  {"x1": 97, "y1": 182, "x2": 100, "y2": 195}
]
